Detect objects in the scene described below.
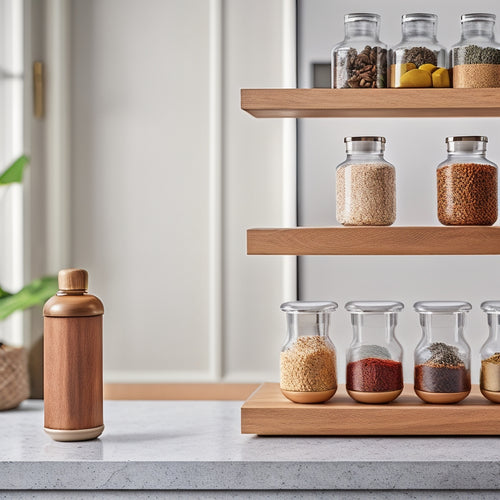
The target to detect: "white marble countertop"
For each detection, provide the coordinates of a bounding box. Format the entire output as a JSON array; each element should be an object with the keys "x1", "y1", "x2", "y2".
[{"x1": 2, "y1": 399, "x2": 500, "y2": 493}]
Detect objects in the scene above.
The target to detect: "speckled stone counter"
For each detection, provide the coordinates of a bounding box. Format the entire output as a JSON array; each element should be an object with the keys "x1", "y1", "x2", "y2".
[{"x1": 1, "y1": 400, "x2": 500, "y2": 498}]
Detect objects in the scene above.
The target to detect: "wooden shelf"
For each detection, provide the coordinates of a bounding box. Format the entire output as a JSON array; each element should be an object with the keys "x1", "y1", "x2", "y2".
[
  {"x1": 241, "y1": 383, "x2": 500, "y2": 435},
  {"x1": 247, "y1": 226, "x2": 500, "y2": 255},
  {"x1": 241, "y1": 88, "x2": 500, "y2": 118}
]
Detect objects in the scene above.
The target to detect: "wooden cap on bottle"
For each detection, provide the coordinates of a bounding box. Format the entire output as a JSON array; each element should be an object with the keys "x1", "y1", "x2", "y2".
[{"x1": 58, "y1": 269, "x2": 88, "y2": 291}]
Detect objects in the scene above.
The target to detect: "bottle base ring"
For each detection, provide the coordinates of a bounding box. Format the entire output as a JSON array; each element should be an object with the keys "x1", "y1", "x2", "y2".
[
  {"x1": 347, "y1": 388, "x2": 402, "y2": 404},
  {"x1": 480, "y1": 388, "x2": 500, "y2": 403},
  {"x1": 44, "y1": 425, "x2": 104, "y2": 442},
  {"x1": 281, "y1": 388, "x2": 336, "y2": 404},
  {"x1": 414, "y1": 389, "x2": 470, "y2": 404}
]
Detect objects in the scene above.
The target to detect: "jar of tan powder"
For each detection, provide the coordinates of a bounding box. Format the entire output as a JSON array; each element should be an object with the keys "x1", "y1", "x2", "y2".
[
  {"x1": 336, "y1": 136, "x2": 396, "y2": 226},
  {"x1": 480, "y1": 301, "x2": 500, "y2": 403},
  {"x1": 280, "y1": 301, "x2": 338, "y2": 404}
]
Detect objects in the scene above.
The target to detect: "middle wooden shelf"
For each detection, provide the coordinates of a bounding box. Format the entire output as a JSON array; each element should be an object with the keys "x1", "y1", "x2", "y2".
[{"x1": 247, "y1": 226, "x2": 500, "y2": 255}]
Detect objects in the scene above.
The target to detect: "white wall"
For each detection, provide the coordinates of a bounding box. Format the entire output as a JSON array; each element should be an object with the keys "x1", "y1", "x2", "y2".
[
  {"x1": 69, "y1": 0, "x2": 295, "y2": 383},
  {"x1": 298, "y1": 0, "x2": 500, "y2": 383}
]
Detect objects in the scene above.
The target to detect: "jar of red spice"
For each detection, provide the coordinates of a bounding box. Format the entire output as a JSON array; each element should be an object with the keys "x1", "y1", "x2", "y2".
[
  {"x1": 414, "y1": 301, "x2": 471, "y2": 404},
  {"x1": 345, "y1": 301, "x2": 404, "y2": 404}
]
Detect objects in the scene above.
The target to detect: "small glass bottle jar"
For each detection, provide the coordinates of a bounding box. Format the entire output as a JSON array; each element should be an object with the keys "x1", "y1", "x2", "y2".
[
  {"x1": 451, "y1": 13, "x2": 500, "y2": 88},
  {"x1": 280, "y1": 301, "x2": 337, "y2": 403},
  {"x1": 336, "y1": 137, "x2": 396, "y2": 226},
  {"x1": 480, "y1": 301, "x2": 500, "y2": 403},
  {"x1": 437, "y1": 136, "x2": 498, "y2": 226},
  {"x1": 331, "y1": 13, "x2": 388, "y2": 89},
  {"x1": 345, "y1": 301, "x2": 404, "y2": 404},
  {"x1": 414, "y1": 301, "x2": 471, "y2": 404},
  {"x1": 389, "y1": 13, "x2": 447, "y2": 88}
]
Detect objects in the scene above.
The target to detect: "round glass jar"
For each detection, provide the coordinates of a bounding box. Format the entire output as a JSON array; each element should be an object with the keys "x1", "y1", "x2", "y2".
[
  {"x1": 280, "y1": 301, "x2": 337, "y2": 404},
  {"x1": 414, "y1": 301, "x2": 471, "y2": 404},
  {"x1": 480, "y1": 301, "x2": 500, "y2": 403},
  {"x1": 451, "y1": 13, "x2": 500, "y2": 88},
  {"x1": 389, "y1": 13, "x2": 447, "y2": 88},
  {"x1": 436, "y1": 136, "x2": 498, "y2": 226},
  {"x1": 331, "y1": 13, "x2": 387, "y2": 89},
  {"x1": 345, "y1": 301, "x2": 404, "y2": 404},
  {"x1": 336, "y1": 137, "x2": 396, "y2": 226}
]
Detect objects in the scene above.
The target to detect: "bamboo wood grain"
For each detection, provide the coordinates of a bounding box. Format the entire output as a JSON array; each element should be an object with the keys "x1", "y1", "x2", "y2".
[
  {"x1": 241, "y1": 383, "x2": 500, "y2": 435},
  {"x1": 44, "y1": 317, "x2": 103, "y2": 430},
  {"x1": 103, "y1": 383, "x2": 259, "y2": 400},
  {"x1": 247, "y1": 226, "x2": 500, "y2": 255},
  {"x1": 241, "y1": 88, "x2": 500, "y2": 118}
]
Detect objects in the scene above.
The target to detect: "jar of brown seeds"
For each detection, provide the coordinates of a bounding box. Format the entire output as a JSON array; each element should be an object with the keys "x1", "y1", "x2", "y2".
[
  {"x1": 336, "y1": 136, "x2": 396, "y2": 226},
  {"x1": 437, "y1": 136, "x2": 498, "y2": 226}
]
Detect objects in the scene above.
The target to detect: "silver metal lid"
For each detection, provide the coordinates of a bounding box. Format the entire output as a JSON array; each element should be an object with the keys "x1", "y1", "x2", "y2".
[
  {"x1": 345, "y1": 301, "x2": 404, "y2": 313},
  {"x1": 461, "y1": 13, "x2": 496, "y2": 23},
  {"x1": 344, "y1": 136, "x2": 386, "y2": 143},
  {"x1": 402, "y1": 13, "x2": 437, "y2": 23},
  {"x1": 413, "y1": 301, "x2": 472, "y2": 313},
  {"x1": 446, "y1": 136, "x2": 488, "y2": 143},
  {"x1": 345, "y1": 13, "x2": 380, "y2": 23},
  {"x1": 280, "y1": 301, "x2": 338, "y2": 314},
  {"x1": 481, "y1": 301, "x2": 500, "y2": 313}
]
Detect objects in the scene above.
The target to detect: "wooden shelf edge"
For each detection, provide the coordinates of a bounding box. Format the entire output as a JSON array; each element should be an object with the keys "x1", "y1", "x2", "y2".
[
  {"x1": 241, "y1": 88, "x2": 500, "y2": 118},
  {"x1": 247, "y1": 226, "x2": 500, "y2": 255}
]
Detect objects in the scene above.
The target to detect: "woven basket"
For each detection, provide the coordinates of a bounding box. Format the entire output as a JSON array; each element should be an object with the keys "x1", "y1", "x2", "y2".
[{"x1": 0, "y1": 343, "x2": 30, "y2": 410}]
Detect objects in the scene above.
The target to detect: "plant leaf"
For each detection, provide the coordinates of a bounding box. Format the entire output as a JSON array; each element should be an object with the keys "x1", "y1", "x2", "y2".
[
  {"x1": 0, "y1": 155, "x2": 29, "y2": 185},
  {"x1": 0, "y1": 286, "x2": 12, "y2": 299},
  {"x1": 0, "y1": 276, "x2": 58, "y2": 321}
]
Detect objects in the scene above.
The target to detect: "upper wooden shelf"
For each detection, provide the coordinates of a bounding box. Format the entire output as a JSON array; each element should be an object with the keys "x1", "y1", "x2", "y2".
[
  {"x1": 247, "y1": 226, "x2": 500, "y2": 255},
  {"x1": 241, "y1": 88, "x2": 500, "y2": 118}
]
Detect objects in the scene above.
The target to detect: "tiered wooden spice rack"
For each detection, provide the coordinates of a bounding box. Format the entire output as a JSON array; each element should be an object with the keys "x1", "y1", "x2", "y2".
[{"x1": 241, "y1": 87, "x2": 500, "y2": 435}]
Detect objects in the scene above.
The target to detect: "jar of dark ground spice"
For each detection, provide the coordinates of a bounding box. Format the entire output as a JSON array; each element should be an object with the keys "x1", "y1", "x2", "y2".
[
  {"x1": 331, "y1": 13, "x2": 388, "y2": 89},
  {"x1": 451, "y1": 14, "x2": 500, "y2": 88},
  {"x1": 280, "y1": 301, "x2": 338, "y2": 404},
  {"x1": 437, "y1": 136, "x2": 497, "y2": 225},
  {"x1": 414, "y1": 301, "x2": 471, "y2": 404},
  {"x1": 345, "y1": 301, "x2": 404, "y2": 404},
  {"x1": 480, "y1": 301, "x2": 500, "y2": 403}
]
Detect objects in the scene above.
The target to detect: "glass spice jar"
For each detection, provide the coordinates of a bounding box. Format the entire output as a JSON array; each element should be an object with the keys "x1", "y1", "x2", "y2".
[
  {"x1": 389, "y1": 13, "x2": 447, "y2": 88},
  {"x1": 414, "y1": 301, "x2": 472, "y2": 404},
  {"x1": 280, "y1": 301, "x2": 338, "y2": 404},
  {"x1": 480, "y1": 301, "x2": 500, "y2": 403},
  {"x1": 451, "y1": 13, "x2": 500, "y2": 88},
  {"x1": 437, "y1": 136, "x2": 498, "y2": 226},
  {"x1": 331, "y1": 13, "x2": 388, "y2": 89},
  {"x1": 336, "y1": 137, "x2": 396, "y2": 226},
  {"x1": 345, "y1": 301, "x2": 404, "y2": 404}
]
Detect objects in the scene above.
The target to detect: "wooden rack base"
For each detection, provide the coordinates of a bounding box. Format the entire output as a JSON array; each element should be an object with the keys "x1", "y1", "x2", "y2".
[{"x1": 241, "y1": 383, "x2": 500, "y2": 435}]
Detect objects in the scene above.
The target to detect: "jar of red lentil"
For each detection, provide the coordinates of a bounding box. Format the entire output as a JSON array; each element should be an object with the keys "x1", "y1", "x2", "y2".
[
  {"x1": 479, "y1": 301, "x2": 500, "y2": 403},
  {"x1": 280, "y1": 301, "x2": 338, "y2": 404},
  {"x1": 345, "y1": 301, "x2": 404, "y2": 404},
  {"x1": 437, "y1": 136, "x2": 498, "y2": 225},
  {"x1": 414, "y1": 301, "x2": 471, "y2": 404}
]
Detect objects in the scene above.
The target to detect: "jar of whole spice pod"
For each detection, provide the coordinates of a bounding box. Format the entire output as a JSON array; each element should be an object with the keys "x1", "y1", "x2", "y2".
[
  {"x1": 437, "y1": 136, "x2": 498, "y2": 225},
  {"x1": 331, "y1": 13, "x2": 388, "y2": 89},
  {"x1": 389, "y1": 13, "x2": 448, "y2": 88},
  {"x1": 280, "y1": 301, "x2": 338, "y2": 403},
  {"x1": 414, "y1": 301, "x2": 471, "y2": 404},
  {"x1": 451, "y1": 13, "x2": 500, "y2": 88},
  {"x1": 336, "y1": 136, "x2": 396, "y2": 226},
  {"x1": 345, "y1": 301, "x2": 404, "y2": 404},
  {"x1": 479, "y1": 301, "x2": 500, "y2": 403}
]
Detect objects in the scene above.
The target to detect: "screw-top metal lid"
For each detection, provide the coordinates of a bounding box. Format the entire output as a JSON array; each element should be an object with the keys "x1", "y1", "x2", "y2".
[
  {"x1": 280, "y1": 301, "x2": 338, "y2": 314},
  {"x1": 58, "y1": 269, "x2": 88, "y2": 291},
  {"x1": 344, "y1": 136, "x2": 386, "y2": 143},
  {"x1": 446, "y1": 136, "x2": 488, "y2": 143},
  {"x1": 345, "y1": 301, "x2": 404, "y2": 313},
  {"x1": 461, "y1": 13, "x2": 496, "y2": 23},
  {"x1": 402, "y1": 13, "x2": 437, "y2": 23},
  {"x1": 345, "y1": 13, "x2": 380, "y2": 23},
  {"x1": 413, "y1": 301, "x2": 472, "y2": 313}
]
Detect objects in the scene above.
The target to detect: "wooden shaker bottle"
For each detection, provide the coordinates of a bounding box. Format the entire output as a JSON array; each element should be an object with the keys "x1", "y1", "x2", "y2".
[{"x1": 43, "y1": 269, "x2": 104, "y2": 441}]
